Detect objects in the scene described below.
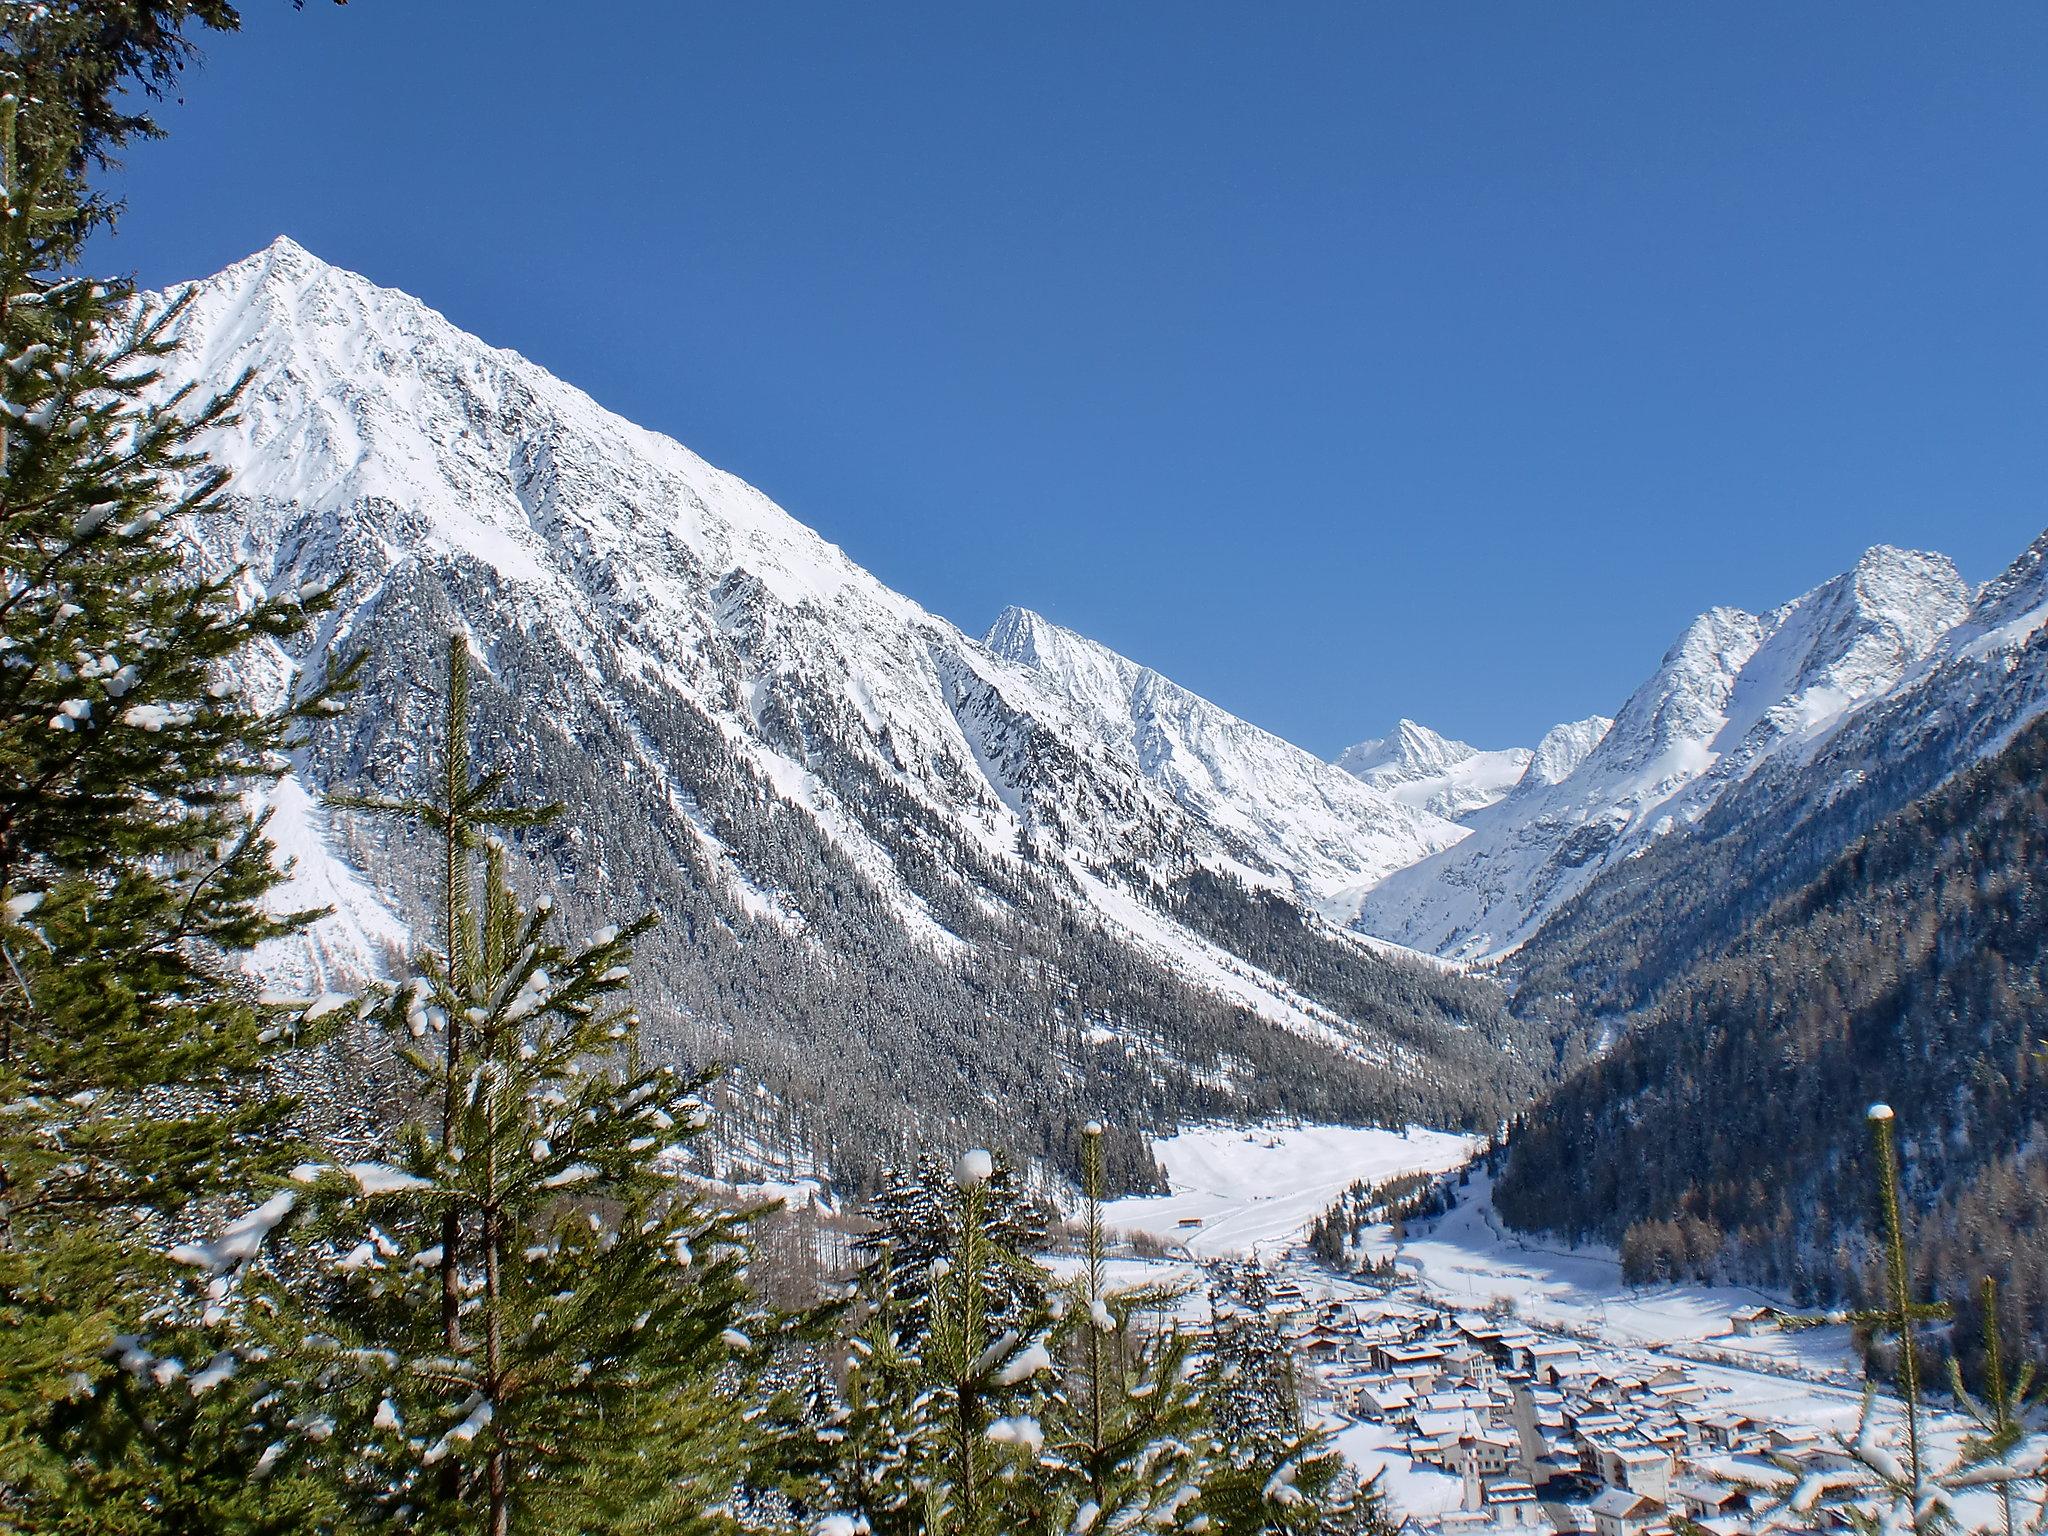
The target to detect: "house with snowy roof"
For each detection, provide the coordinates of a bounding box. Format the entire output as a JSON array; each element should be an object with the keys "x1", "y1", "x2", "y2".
[
  {"x1": 1673, "y1": 1477, "x2": 1751, "y2": 1522},
  {"x1": 1457, "y1": 1430, "x2": 1520, "y2": 1475},
  {"x1": 1524, "y1": 1339, "x2": 1585, "y2": 1382},
  {"x1": 1446, "y1": 1468, "x2": 1544, "y2": 1533},
  {"x1": 1728, "y1": 1305, "x2": 1785, "y2": 1337},
  {"x1": 1355, "y1": 1377, "x2": 1417, "y2": 1421},
  {"x1": 1588, "y1": 1488, "x2": 1667, "y2": 1536},
  {"x1": 1586, "y1": 1441, "x2": 1673, "y2": 1503},
  {"x1": 1694, "y1": 1410, "x2": 1762, "y2": 1453}
]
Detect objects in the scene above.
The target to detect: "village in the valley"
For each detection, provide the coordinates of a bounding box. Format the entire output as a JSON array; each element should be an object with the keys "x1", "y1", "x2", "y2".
[
  {"x1": 1093, "y1": 1123, "x2": 2024, "y2": 1536},
  {"x1": 1265, "y1": 1269, "x2": 1817, "y2": 1536}
]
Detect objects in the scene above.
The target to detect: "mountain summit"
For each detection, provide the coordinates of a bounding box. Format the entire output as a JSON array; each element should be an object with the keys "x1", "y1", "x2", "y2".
[
  {"x1": 1334, "y1": 719, "x2": 1534, "y2": 822},
  {"x1": 1354, "y1": 544, "x2": 1976, "y2": 958}
]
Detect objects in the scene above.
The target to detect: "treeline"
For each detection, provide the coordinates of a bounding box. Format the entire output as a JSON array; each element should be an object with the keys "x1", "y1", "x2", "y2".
[
  {"x1": 1497, "y1": 710, "x2": 2048, "y2": 1371},
  {"x1": 1304, "y1": 1168, "x2": 1463, "y2": 1269}
]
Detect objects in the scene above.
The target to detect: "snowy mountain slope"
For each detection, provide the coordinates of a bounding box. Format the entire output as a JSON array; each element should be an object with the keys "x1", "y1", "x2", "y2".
[
  {"x1": 1354, "y1": 546, "x2": 1972, "y2": 959},
  {"x1": 1334, "y1": 719, "x2": 1533, "y2": 821},
  {"x1": 1508, "y1": 528, "x2": 2048, "y2": 1039},
  {"x1": 149, "y1": 238, "x2": 1525, "y2": 1174},
  {"x1": 983, "y1": 608, "x2": 1469, "y2": 916},
  {"x1": 249, "y1": 775, "x2": 410, "y2": 996}
]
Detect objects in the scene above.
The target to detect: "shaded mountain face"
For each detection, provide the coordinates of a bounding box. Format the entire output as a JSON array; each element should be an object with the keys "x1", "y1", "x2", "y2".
[
  {"x1": 1495, "y1": 711, "x2": 2048, "y2": 1365},
  {"x1": 155, "y1": 239, "x2": 1529, "y2": 1187},
  {"x1": 1509, "y1": 526, "x2": 2048, "y2": 1036},
  {"x1": 1353, "y1": 545, "x2": 1975, "y2": 960}
]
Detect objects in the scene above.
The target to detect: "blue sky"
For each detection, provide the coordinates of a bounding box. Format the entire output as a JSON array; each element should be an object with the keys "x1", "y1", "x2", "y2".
[{"x1": 101, "y1": 2, "x2": 2048, "y2": 755}]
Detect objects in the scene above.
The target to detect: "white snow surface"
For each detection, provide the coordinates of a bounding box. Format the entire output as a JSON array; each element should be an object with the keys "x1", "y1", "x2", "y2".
[
  {"x1": 148, "y1": 241, "x2": 2048, "y2": 1003},
  {"x1": 1100, "y1": 1122, "x2": 1477, "y2": 1261},
  {"x1": 133, "y1": 241, "x2": 1370, "y2": 1040},
  {"x1": 249, "y1": 775, "x2": 410, "y2": 992}
]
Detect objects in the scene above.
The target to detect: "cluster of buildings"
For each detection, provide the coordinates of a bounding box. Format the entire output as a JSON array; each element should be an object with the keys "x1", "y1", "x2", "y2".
[{"x1": 1273, "y1": 1289, "x2": 1866, "y2": 1536}]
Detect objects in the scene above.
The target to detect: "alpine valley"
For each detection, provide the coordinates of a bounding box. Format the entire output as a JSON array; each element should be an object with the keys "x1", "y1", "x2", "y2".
[{"x1": 161, "y1": 242, "x2": 2048, "y2": 1335}]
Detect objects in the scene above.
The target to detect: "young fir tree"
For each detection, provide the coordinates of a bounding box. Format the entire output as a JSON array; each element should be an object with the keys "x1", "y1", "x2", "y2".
[
  {"x1": 0, "y1": 4, "x2": 356, "y2": 1524},
  {"x1": 1042, "y1": 1120, "x2": 1211, "y2": 1535},
  {"x1": 829, "y1": 1148, "x2": 1058, "y2": 1535},
  {"x1": 1198, "y1": 1264, "x2": 1377, "y2": 1536},
  {"x1": 919, "y1": 1148, "x2": 1060, "y2": 1536},
  {"x1": 851, "y1": 1148, "x2": 1048, "y2": 1345},
  {"x1": 1947, "y1": 1279, "x2": 2045, "y2": 1536},
  {"x1": 1742, "y1": 1106, "x2": 2048, "y2": 1536},
  {"x1": 219, "y1": 638, "x2": 778, "y2": 1535},
  {"x1": 806, "y1": 1244, "x2": 932, "y2": 1536}
]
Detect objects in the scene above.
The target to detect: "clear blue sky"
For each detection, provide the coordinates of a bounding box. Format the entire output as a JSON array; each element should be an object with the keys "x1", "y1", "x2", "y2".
[{"x1": 100, "y1": 2, "x2": 2048, "y2": 755}]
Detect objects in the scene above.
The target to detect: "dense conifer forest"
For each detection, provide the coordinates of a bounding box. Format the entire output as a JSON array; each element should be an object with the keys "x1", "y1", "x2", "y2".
[{"x1": 1497, "y1": 715, "x2": 2048, "y2": 1367}]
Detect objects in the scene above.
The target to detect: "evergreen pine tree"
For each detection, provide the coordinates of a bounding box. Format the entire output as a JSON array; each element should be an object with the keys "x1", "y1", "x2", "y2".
[
  {"x1": 1042, "y1": 1120, "x2": 1211, "y2": 1535},
  {"x1": 1744, "y1": 1106, "x2": 2048, "y2": 1536},
  {"x1": 811, "y1": 1243, "x2": 934, "y2": 1536},
  {"x1": 210, "y1": 637, "x2": 776, "y2": 1535},
  {"x1": 852, "y1": 1149, "x2": 1048, "y2": 1346},
  {"x1": 1947, "y1": 1279, "x2": 2044, "y2": 1536},
  {"x1": 907, "y1": 1148, "x2": 1058, "y2": 1536},
  {"x1": 0, "y1": 4, "x2": 357, "y2": 1522}
]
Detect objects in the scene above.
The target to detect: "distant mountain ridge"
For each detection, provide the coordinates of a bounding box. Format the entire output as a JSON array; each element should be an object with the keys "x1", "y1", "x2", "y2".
[
  {"x1": 1352, "y1": 544, "x2": 1980, "y2": 959},
  {"x1": 982, "y1": 538, "x2": 2040, "y2": 976},
  {"x1": 982, "y1": 607, "x2": 1469, "y2": 921},
  {"x1": 1496, "y1": 707, "x2": 2048, "y2": 1366},
  {"x1": 1335, "y1": 719, "x2": 1533, "y2": 822}
]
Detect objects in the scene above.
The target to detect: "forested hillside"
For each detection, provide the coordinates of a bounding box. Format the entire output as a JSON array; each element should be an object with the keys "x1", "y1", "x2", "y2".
[
  {"x1": 1496, "y1": 714, "x2": 2048, "y2": 1361},
  {"x1": 1507, "y1": 542, "x2": 2048, "y2": 1069}
]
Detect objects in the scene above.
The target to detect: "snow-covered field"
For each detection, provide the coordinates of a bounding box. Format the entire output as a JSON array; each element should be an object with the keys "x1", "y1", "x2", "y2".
[
  {"x1": 1360, "y1": 1174, "x2": 1858, "y2": 1367},
  {"x1": 1101, "y1": 1123, "x2": 1477, "y2": 1260}
]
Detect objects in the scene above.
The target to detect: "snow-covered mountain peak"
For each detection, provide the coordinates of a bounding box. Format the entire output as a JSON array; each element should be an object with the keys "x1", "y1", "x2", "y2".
[
  {"x1": 1520, "y1": 716, "x2": 1613, "y2": 790},
  {"x1": 1353, "y1": 544, "x2": 1975, "y2": 960},
  {"x1": 161, "y1": 239, "x2": 903, "y2": 624},
  {"x1": 1606, "y1": 605, "x2": 1765, "y2": 771},
  {"x1": 1337, "y1": 719, "x2": 1473, "y2": 780},
  {"x1": 983, "y1": 606, "x2": 1144, "y2": 710},
  {"x1": 142, "y1": 240, "x2": 1530, "y2": 1160},
  {"x1": 1720, "y1": 544, "x2": 1968, "y2": 757},
  {"x1": 1335, "y1": 720, "x2": 1532, "y2": 823}
]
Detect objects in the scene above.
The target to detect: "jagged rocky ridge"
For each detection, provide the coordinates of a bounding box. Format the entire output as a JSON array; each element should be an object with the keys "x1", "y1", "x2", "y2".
[
  {"x1": 157, "y1": 239, "x2": 1532, "y2": 1189},
  {"x1": 1354, "y1": 545, "x2": 1979, "y2": 959},
  {"x1": 982, "y1": 608, "x2": 1470, "y2": 920},
  {"x1": 1510, "y1": 527, "x2": 2048, "y2": 1047}
]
